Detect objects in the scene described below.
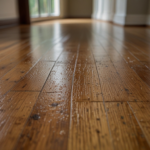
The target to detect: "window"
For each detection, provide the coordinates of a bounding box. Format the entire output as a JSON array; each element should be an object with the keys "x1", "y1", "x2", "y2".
[
  {"x1": 39, "y1": 0, "x2": 49, "y2": 17},
  {"x1": 29, "y1": 0, "x2": 39, "y2": 18},
  {"x1": 29, "y1": 0, "x2": 60, "y2": 18}
]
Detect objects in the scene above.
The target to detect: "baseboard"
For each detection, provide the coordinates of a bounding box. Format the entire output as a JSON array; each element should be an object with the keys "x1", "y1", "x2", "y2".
[
  {"x1": 0, "y1": 18, "x2": 19, "y2": 28},
  {"x1": 113, "y1": 14, "x2": 126, "y2": 25},
  {"x1": 92, "y1": 12, "x2": 102, "y2": 20},
  {"x1": 94, "y1": 18, "x2": 146, "y2": 27},
  {"x1": 114, "y1": 14, "x2": 148, "y2": 25},
  {"x1": 147, "y1": 15, "x2": 150, "y2": 25},
  {"x1": 125, "y1": 15, "x2": 147, "y2": 25},
  {"x1": 92, "y1": 14, "x2": 97, "y2": 19},
  {"x1": 67, "y1": 16, "x2": 91, "y2": 19},
  {"x1": 101, "y1": 14, "x2": 114, "y2": 21}
]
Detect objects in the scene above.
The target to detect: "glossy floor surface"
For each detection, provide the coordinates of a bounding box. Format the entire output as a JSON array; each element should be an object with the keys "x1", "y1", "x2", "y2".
[{"x1": 0, "y1": 19, "x2": 150, "y2": 150}]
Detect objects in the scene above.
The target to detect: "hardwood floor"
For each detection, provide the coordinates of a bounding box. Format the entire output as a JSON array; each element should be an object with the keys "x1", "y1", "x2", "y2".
[{"x1": 0, "y1": 19, "x2": 150, "y2": 150}]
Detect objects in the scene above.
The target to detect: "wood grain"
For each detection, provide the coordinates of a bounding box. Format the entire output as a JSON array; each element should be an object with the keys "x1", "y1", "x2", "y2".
[
  {"x1": 0, "y1": 19, "x2": 150, "y2": 150},
  {"x1": 0, "y1": 92, "x2": 39, "y2": 150},
  {"x1": 96, "y1": 60, "x2": 128, "y2": 102},
  {"x1": 73, "y1": 64, "x2": 103, "y2": 102},
  {"x1": 12, "y1": 61, "x2": 54, "y2": 91},
  {"x1": 105, "y1": 102, "x2": 150, "y2": 150},
  {"x1": 16, "y1": 92, "x2": 71, "y2": 150},
  {"x1": 129, "y1": 102, "x2": 150, "y2": 146},
  {"x1": 113, "y1": 61, "x2": 150, "y2": 102},
  {"x1": 42, "y1": 64, "x2": 75, "y2": 93},
  {"x1": 57, "y1": 52, "x2": 77, "y2": 64},
  {"x1": 68, "y1": 102, "x2": 113, "y2": 150}
]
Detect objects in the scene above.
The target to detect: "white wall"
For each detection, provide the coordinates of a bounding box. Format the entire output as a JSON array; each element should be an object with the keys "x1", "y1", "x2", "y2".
[
  {"x1": 0, "y1": 0, "x2": 18, "y2": 20},
  {"x1": 101, "y1": 0, "x2": 115, "y2": 21},
  {"x1": 68, "y1": 0, "x2": 93, "y2": 17},
  {"x1": 113, "y1": 0, "x2": 127, "y2": 25},
  {"x1": 60, "y1": 0, "x2": 68, "y2": 18},
  {"x1": 93, "y1": 0, "x2": 115, "y2": 21},
  {"x1": 125, "y1": 0, "x2": 149, "y2": 25},
  {"x1": 1, "y1": 0, "x2": 150, "y2": 25},
  {"x1": 113, "y1": 0, "x2": 149, "y2": 25},
  {"x1": 93, "y1": 0, "x2": 150, "y2": 25},
  {"x1": 92, "y1": 0, "x2": 103, "y2": 19},
  {"x1": 147, "y1": 1, "x2": 150, "y2": 25},
  {"x1": 127, "y1": 0, "x2": 148, "y2": 15}
]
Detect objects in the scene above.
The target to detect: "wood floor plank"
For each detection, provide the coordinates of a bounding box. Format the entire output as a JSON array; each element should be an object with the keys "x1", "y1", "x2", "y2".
[
  {"x1": 77, "y1": 52, "x2": 95, "y2": 64},
  {"x1": 126, "y1": 28, "x2": 150, "y2": 44},
  {"x1": 0, "y1": 40, "x2": 19, "y2": 50},
  {"x1": 0, "y1": 51, "x2": 45, "y2": 96},
  {"x1": 130, "y1": 66, "x2": 150, "y2": 87},
  {"x1": 42, "y1": 64, "x2": 75, "y2": 93},
  {"x1": 41, "y1": 49, "x2": 63, "y2": 61},
  {"x1": 73, "y1": 64, "x2": 103, "y2": 102},
  {"x1": 91, "y1": 46, "x2": 108, "y2": 56},
  {"x1": 68, "y1": 102, "x2": 113, "y2": 150},
  {"x1": 124, "y1": 43, "x2": 150, "y2": 62},
  {"x1": 1, "y1": 19, "x2": 150, "y2": 150},
  {"x1": 96, "y1": 60, "x2": 128, "y2": 102},
  {"x1": 0, "y1": 92, "x2": 39, "y2": 150},
  {"x1": 57, "y1": 52, "x2": 77, "y2": 64},
  {"x1": 111, "y1": 41, "x2": 149, "y2": 68},
  {"x1": 15, "y1": 92, "x2": 71, "y2": 150},
  {"x1": 105, "y1": 102, "x2": 150, "y2": 150},
  {"x1": 0, "y1": 40, "x2": 29, "y2": 59},
  {"x1": 0, "y1": 61, "x2": 37, "y2": 97},
  {"x1": 99, "y1": 37, "x2": 150, "y2": 87},
  {"x1": 0, "y1": 46, "x2": 33, "y2": 78},
  {"x1": 11, "y1": 62, "x2": 54, "y2": 91},
  {"x1": 0, "y1": 39, "x2": 56, "y2": 78},
  {"x1": 112, "y1": 61, "x2": 150, "y2": 101},
  {"x1": 109, "y1": 42, "x2": 150, "y2": 87},
  {"x1": 98, "y1": 39, "x2": 150, "y2": 101},
  {"x1": 142, "y1": 61, "x2": 150, "y2": 69},
  {"x1": 0, "y1": 41, "x2": 62, "y2": 96},
  {"x1": 129, "y1": 102, "x2": 150, "y2": 146}
]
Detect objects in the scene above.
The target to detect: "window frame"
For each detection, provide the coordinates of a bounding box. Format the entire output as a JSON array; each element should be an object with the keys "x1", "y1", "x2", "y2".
[{"x1": 29, "y1": 0, "x2": 60, "y2": 22}]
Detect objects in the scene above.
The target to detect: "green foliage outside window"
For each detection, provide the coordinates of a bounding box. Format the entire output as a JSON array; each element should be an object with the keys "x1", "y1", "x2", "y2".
[
  {"x1": 50, "y1": 0, "x2": 54, "y2": 13},
  {"x1": 39, "y1": 0, "x2": 49, "y2": 15},
  {"x1": 29, "y1": 0, "x2": 58, "y2": 17},
  {"x1": 29, "y1": 0, "x2": 39, "y2": 17}
]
